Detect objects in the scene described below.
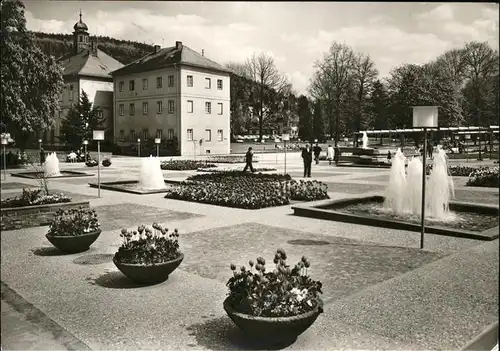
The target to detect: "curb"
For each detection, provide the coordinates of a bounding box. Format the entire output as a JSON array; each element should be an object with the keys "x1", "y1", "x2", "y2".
[{"x1": 462, "y1": 321, "x2": 498, "y2": 351}]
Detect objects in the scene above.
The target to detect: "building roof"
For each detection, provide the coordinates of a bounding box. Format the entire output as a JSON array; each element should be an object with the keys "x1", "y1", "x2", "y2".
[
  {"x1": 58, "y1": 49, "x2": 124, "y2": 79},
  {"x1": 111, "y1": 42, "x2": 232, "y2": 76}
]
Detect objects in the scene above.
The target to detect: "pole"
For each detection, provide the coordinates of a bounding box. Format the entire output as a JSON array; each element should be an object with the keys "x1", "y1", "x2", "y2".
[
  {"x1": 138, "y1": 142, "x2": 140, "y2": 158},
  {"x1": 157, "y1": 144, "x2": 159, "y2": 157},
  {"x1": 2, "y1": 145, "x2": 6, "y2": 180},
  {"x1": 489, "y1": 131, "x2": 492, "y2": 160},
  {"x1": 97, "y1": 140, "x2": 101, "y2": 198},
  {"x1": 420, "y1": 127, "x2": 427, "y2": 249},
  {"x1": 284, "y1": 140, "x2": 287, "y2": 174},
  {"x1": 84, "y1": 144, "x2": 87, "y2": 159},
  {"x1": 478, "y1": 131, "x2": 482, "y2": 161}
]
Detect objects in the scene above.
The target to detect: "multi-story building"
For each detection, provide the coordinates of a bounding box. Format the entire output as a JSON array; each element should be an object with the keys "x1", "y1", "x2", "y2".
[
  {"x1": 49, "y1": 12, "x2": 123, "y2": 144},
  {"x1": 111, "y1": 41, "x2": 231, "y2": 155}
]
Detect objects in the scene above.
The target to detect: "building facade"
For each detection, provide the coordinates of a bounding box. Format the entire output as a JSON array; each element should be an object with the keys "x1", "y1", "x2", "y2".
[
  {"x1": 111, "y1": 41, "x2": 231, "y2": 156},
  {"x1": 48, "y1": 12, "x2": 123, "y2": 144}
]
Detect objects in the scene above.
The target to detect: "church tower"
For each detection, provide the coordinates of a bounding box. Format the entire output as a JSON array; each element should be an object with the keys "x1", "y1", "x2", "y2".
[{"x1": 73, "y1": 10, "x2": 89, "y2": 54}]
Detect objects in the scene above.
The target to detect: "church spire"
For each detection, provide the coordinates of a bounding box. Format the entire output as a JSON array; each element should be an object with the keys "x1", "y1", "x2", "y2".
[{"x1": 79, "y1": 9, "x2": 82, "y2": 22}]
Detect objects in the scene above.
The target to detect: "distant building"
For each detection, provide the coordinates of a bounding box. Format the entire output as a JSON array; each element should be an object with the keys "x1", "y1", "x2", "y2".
[
  {"x1": 111, "y1": 41, "x2": 231, "y2": 156},
  {"x1": 47, "y1": 11, "x2": 123, "y2": 144}
]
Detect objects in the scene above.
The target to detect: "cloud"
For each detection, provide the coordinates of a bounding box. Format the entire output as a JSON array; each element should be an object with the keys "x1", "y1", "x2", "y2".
[{"x1": 416, "y1": 4, "x2": 455, "y2": 22}]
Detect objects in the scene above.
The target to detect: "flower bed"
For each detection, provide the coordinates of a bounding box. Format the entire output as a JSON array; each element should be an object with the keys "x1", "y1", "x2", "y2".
[
  {"x1": 197, "y1": 167, "x2": 277, "y2": 173},
  {"x1": 289, "y1": 180, "x2": 329, "y2": 201},
  {"x1": 186, "y1": 171, "x2": 291, "y2": 183},
  {"x1": 207, "y1": 155, "x2": 259, "y2": 164},
  {"x1": 86, "y1": 159, "x2": 98, "y2": 167},
  {"x1": 160, "y1": 160, "x2": 217, "y2": 171},
  {"x1": 1, "y1": 189, "x2": 71, "y2": 208},
  {"x1": 466, "y1": 167, "x2": 499, "y2": 187},
  {"x1": 425, "y1": 164, "x2": 488, "y2": 177}
]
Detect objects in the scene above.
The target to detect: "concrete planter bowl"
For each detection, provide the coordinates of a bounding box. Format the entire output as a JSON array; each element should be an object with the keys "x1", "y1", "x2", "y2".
[
  {"x1": 113, "y1": 253, "x2": 184, "y2": 285},
  {"x1": 45, "y1": 229, "x2": 102, "y2": 254},
  {"x1": 223, "y1": 297, "x2": 323, "y2": 344}
]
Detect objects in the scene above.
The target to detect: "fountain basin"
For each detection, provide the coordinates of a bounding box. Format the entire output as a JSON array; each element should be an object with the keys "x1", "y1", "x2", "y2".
[
  {"x1": 292, "y1": 196, "x2": 499, "y2": 241},
  {"x1": 88, "y1": 180, "x2": 182, "y2": 195},
  {"x1": 11, "y1": 170, "x2": 93, "y2": 179}
]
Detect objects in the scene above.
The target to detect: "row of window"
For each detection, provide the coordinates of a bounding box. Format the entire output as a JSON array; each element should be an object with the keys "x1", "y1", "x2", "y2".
[
  {"x1": 118, "y1": 128, "x2": 224, "y2": 142},
  {"x1": 118, "y1": 101, "x2": 224, "y2": 116},
  {"x1": 118, "y1": 75, "x2": 223, "y2": 92}
]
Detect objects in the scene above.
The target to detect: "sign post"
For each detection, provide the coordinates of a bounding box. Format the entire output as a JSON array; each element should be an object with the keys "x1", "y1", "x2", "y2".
[
  {"x1": 93, "y1": 130, "x2": 105, "y2": 198},
  {"x1": 155, "y1": 138, "x2": 161, "y2": 157},
  {"x1": 412, "y1": 106, "x2": 438, "y2": 249},
  {"x1": 282, "y1": 133, "x2": 290, "y2": 174}
]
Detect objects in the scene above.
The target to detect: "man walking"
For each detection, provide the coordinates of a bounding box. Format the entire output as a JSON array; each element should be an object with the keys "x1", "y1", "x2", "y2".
[
  {"x1": 39, "y1": 147, "x2": 46, "y2": 165},
  {"x1": 243, "y1": 147, "x2": 255, "y2": 172},
  {"x1": 301, "y1": 144, "x2": 312, "y2": 177},
  {"x1": 327, "y1": 144, "x2": 334, "y2": 165},
  {"x1": 313, "y1": 143, "x2": 322, "y2": 164},
  {"x1": 334, "y1": 144, "x2": 340, "y2": 166}
]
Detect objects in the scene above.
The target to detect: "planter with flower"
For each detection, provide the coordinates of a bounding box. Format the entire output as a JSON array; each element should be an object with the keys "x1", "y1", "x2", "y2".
[
  {"x1": 46, "y1": 207, "x2": 101, "y2": 253},
  {"x1": 102, "y1": 158, "x2": 112, "y2": 167},
  {"x1": 224, "y1": 249, "x2": 323, "y2": 344},
  {"x1": 113, "y1": 223, "x2": 184, "y2": 285},
  {"x1": 85, "y1": 159, "x2": 98, "y2": 167}
]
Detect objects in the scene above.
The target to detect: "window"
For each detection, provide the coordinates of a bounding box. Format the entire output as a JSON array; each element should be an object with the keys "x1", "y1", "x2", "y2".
[
  {"x1": 129, "y1": 103, "x2": 135, "y2": 115},
  {"x1": 168, "y1": 75, "x2": 174, "y2": 87},
  {"x1": 217, "y1": 129, "x2": 223, "y2": 141},
  {"x1": 156, "y1": 129, "x2": 162, "y2": 139},
  {"x1": 129, "y1": 80, "x2": 135, "y2": 91},
  {"x1": 217, "y1": 79, "x2": 223, "y2": 90},
  {"x1": 218, "y1": 103, "x2": 223, "y2": 115},
  {"x1": 119, "y1": 130, "x2": 125, "y2": 139},
  {"x1": 205, "y1": 102, "x2": 211, "y2": 114},
  {"x1": 205, "y1": 78, "x2": 211, "y2": 89},
  {"x1": 168, "y1": 100, "x2": 175, "y2": 113},
  {"x1": 168, "y1": 129, "x2": 174, "y2": 140},
  {"x1": 119, "y1": 104, "x2": 124, "y2": 116},
  {"x1": 142, "y1": 129, "x2": 149, "y2": 140},
  {"x1": 205, "y1": 129, "x2": 211, "y2": 141},
  {"x1": 142, "y1": 102, "x2": 148, "y2": 115},
  {"x1": 119, "y1": 81, "x2": 124, "y2": 92},
  {"x1": 156, "y1": 101, "x2": 163, "y2": 113},
  {"x1": 69, "y1": 85, "x2": 74, "y2": 101},
  {"x1": 142, "y1": 78, "x2": 148, "y2": 90},
  {"x1": 187, "y1": 129, "x2": 193, "y2": 141},
  {"x1": 156, "y1": 77, "x2": 162, "y2": 88},
  {"x1": 187, "y1": 100, "x2": 193, "y2": 113},
  {"x1": 187, "y1": 75, "x2": 193, "y2": 87},
  {"x1": 130, "y1": 130, "x2": 135, "y2": 140}
]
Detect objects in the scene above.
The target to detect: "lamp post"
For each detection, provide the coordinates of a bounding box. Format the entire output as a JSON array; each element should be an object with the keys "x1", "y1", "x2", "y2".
[
  {"x1": 412, "y1": 106, "x2": 438, "y2": 249},
  {"x1": 155, "y1": 138, "x2": 161, "y2": 157},
  {"x1": 93, "y1": 130, "x2": 105, "y2": 198},
  {"x1": 137, "y1": 139, "x2": 141, "y2": 157},
  {"x1": 83, "y1": 140, "x2": 88, "y2": 161},
  {"x1": 38, "y1": 138, "x2": 42, "y2": 164},
  {"x1": 282, "y1": 133, "x2": 290, "y2": 174},
  {"x1": 1, "y1": 134, "x2": 8, "y2": 180}
]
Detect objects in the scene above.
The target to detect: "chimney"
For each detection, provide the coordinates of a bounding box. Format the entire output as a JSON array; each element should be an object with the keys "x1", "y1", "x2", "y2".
[
  {"x1": 154, "y1": 45, "x2": 161, "y2": 53},
  {"x1": 202, "y1": 49, "x2": 204, "y2": 56},
  {"x1": 176, "y1": 41, "x2": 183, "y2": 50}
]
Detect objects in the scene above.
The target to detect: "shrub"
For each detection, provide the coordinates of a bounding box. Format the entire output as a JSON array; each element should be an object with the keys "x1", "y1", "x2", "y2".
[
  {"x1": 47, "y1": 207, "x2": 100, "y2": 237},
  {"x1": 289, "y1": 180, "x2": 330, "y2": 201},
  {"x1": 207, "y1": 155, "x2": 259, "y2": 164},
  {"x1": 114, "y1": 223, "x2": 181, "y2": 265},
  {"x1": 85, "y1": 159, "x2": 98, "y2": 167},
  {"x1": 226, "y1": 249, "x2": 323, "y2": 317},
  {"x1": 102, "y1": 158, "x2": 112, "y2": 167},
  {"x1": 160, "y1": 160, "x2": 217, "y2": 171},
  {"x1": 1, "y1": 188, "x2": 71, "y2": 208},
  {"x1": 467, "y1": 167, "x2": 499, "y2": 187}
]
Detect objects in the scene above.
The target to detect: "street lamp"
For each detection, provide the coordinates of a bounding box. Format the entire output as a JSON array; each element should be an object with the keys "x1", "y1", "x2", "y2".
[
  {"x1": 83, "y1": 140, "x2": 88, "y2": 161},
  {"x1": 93, "y1": 130, "x2": 105, "y2": 198},
  {"x1": 137, "y1": 138, "x2": 141, "y2": 157},
  {"x1": 155, "y1": 138, "x2": 161, "y2": 157},
  {"x1": 282, "y1": 133, "x2": 290, "y2": 174},
  {"x1": 1, "y1": 134, "x2": 9, "y2": 180},
  {"x1": 412, "y1": 106, "x2": 438, "y2": 249},
  {"x1": 38, "y1": 139, "x2": 43, "y2": 164}
]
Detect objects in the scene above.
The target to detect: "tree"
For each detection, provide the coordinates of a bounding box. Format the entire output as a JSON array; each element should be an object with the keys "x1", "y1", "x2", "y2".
[
  {"x1": 0, "y1": 0, "x2": 64, "y2": 150},
  {"x1": 244, "y1": 52, "x2": 289, "y2": 141},
  {"x1": 368, "y1": 79, "x2": 389, "y2": 142},
  {"x1": 351, "y1": 53, "x2": 378, "y2": 132},
  {"x1": 312, "y1": 100, "x2": 325, "y2": 141},
  {"x1": 297, "y1": 95, "x2": 312, "y2": 140},
  {"x1": 59, "y1": 90, "x2": 105, "y2": 149}
]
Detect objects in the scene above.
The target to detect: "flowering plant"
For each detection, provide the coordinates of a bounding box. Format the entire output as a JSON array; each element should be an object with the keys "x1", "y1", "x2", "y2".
[
  {"x1": 467, "y1": 166, "x2": 499, "y2": 188},
  {"x1": 207, "y1": 155, "x2": 259, "y2": 164},
  {"x1": 47, "y1": 207, "x2": 100, "y2": 237},
  {"x1": 160, "y1": 159, "x2": 216, "y2": 170},
  {"x1": 85, "y1": 159, "x2": 98, "y2": 167},
  {"x1": 197, "y1": 167, "x2": 276, "y2": 173},
  {"x1": 1, "y1": 188, "x2": 71, "y2": 208},
  {"x1": 102, "y1": 158, "x2": 112, "y2": 167},
  {"x1": 226, "y1": 249, "x2": 323, "y2": 317},
  {"x1": 289, "y1": 180, "x2": 329, "y2": 201},
  {"x1": 114, "y1": 223, "x2": 181, "y2": 265}
]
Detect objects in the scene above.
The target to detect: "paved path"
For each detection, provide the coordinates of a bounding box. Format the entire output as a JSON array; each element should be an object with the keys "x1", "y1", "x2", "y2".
[{"x1": 1, "y1": 154, "x2": 498, "y2": 350}]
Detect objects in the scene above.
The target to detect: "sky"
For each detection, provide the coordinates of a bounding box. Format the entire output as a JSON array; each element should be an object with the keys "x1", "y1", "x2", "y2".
[{"x1": 24, "y1": 1, "x2": 499, "y2": 96}]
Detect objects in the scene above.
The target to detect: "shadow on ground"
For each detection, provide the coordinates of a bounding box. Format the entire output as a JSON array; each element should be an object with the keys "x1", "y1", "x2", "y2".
[
  {"x1": 185, "y1": 317, "x2": 296, "y2": 350},
  {"x1": 73, "y1": 254, "x2": 114, "y2": 265},
  {"x1": 31, "y1": 247, "x2": 72, "y2": 256},
  {"x1": 86, "y1": 271, "x2": 174, "y2": 289}
]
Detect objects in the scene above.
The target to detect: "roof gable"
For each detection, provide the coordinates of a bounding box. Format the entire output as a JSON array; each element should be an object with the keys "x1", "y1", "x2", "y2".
[{"x1": 58, "y1": 49, "x2": 124, "y2": 79}]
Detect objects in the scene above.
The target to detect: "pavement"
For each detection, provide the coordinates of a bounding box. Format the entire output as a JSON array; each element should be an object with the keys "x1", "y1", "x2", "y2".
[{"x1": 1, "y1": 153, "x2": 498, "y2": 350}]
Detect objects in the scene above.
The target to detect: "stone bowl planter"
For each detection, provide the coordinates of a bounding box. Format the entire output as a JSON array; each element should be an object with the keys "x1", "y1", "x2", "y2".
[
  {"x1": 113, "y1": 253, "x2": 184, "y2": 285},
  {"x1": 223, "y1": 297, "x2": 323, "y2": 344},
  {"x1": 45, "y1": 229, "x2": 101, "y2": 254}
]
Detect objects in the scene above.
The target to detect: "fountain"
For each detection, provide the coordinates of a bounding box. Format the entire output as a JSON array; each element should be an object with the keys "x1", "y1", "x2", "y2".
[
  {"x1": 361, "y1": 131, "x2": 369, "y2": 149},
  {"x1": 44, "y1": 152, "x2": 61, "y2": 177},
  {"x1": 138, "y1": 156, "x2": 166, "y2": 189}
]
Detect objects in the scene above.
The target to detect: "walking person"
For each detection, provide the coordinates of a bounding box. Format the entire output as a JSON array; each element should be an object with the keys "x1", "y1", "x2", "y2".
[
  {"x1": 427, "y1": 141, "x2": 434, "y2": 159},
  {"x1": 334, "y1": 144, "x2": 340, "y2": 166},
  {"x1": 242, "y1": 147, "x2": 255, "y2": 172},
  {"x1": 301, "y1": 144, "x2": 312, "y2": 177},
  {"x1": 326, "y1": 144, "x2": 334, "y2": 166},
  {"x1": 39, "y1": 147, "x2": 46, "y2": 165},
  {"x1": 313, "y1": 143, "x2": 322, "y2": 164}
]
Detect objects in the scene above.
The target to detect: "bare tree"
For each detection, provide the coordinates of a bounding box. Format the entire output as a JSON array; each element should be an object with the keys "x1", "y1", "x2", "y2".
[
  {"x1": 225, "y1": 62, "x2": 249, "y2": 78},
  {"x1": 244, "y1": 53, "x2": 289, "y2": 141},
  {"x1": 352, "y1": 53, "x2": 378, "y2": 132}
]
